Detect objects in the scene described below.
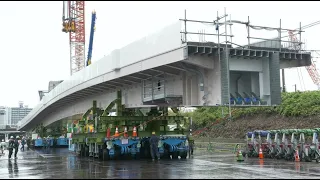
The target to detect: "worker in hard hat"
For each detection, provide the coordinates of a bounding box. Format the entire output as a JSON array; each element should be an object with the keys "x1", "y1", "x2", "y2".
[
  {"x1": 187, "y1": 133, "x2": 195, "y2": 156},
  {"x1": 0, "y1": 139, "x2": 6, "y2": 154},
  {"x1": 149, "y1": 131, "x2": 160, "y2": 161},
  {"x1": 13, "y1": 136, "x2": 20, "y2": 158},
  {"x1": 8, "y1": 136, "x2": 15, "y2": 159},
  {"x1": 46, "y1": 136, "x2": 51, "y2": 149}
]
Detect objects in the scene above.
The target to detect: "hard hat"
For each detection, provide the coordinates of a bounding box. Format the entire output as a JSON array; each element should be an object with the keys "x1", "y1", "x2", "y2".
[
  {"x1": 152, "y1": 131, "x2": 155, "y2": 135},
  {"x1": 16, "y1": 136, "x2": 19, "y2": 138},
  {"x1": 10, "y1": 136, "x2": 14, "y2": 139},
  {"x1": 1, "y1": 139, "x2": 4, "y2": 142}
]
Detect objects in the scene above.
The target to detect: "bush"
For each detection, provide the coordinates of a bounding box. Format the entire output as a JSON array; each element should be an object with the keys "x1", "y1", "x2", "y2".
[{"x1": 182, "y1": 91, "x2": 320, "y2": 128}]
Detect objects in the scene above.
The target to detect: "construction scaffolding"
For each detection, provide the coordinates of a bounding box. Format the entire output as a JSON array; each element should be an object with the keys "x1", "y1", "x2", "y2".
[
  {"x1": 180, "y1": 9, "x2": 304, "y2": 52},
  {"x1": 180, "y1": 9, "x2": 320, "y2": 92},
  {"x1": 179, "y1": 8, "x2": 317, "y2": 118}
]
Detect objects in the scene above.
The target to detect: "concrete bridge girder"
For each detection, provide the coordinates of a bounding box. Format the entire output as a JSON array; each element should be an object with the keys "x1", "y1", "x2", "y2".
[{"x1": 22, "y1": 48, "x2": 311, "y2": 131}]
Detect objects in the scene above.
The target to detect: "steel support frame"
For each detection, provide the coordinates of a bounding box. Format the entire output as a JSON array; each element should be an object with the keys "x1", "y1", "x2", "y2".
[{"x1": 69, "y1": 1, "x2": 85, "y2": 75}]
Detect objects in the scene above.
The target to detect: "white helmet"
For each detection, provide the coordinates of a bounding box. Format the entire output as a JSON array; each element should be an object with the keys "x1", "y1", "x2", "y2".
[
  {"x1": 10, "y1": 136, "x2": 14, "y2": 139},
  {"x1": 16, "y1": 136, "x2": 19, "y2": 139},
  {"x1": 1, "y1": 139, "x2": 4, "y2": 142}
]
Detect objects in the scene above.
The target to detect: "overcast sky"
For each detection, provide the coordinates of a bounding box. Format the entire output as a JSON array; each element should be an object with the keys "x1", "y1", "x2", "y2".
[{"x1": 0, "y1": 1, "x2": 319, "y2": 108}]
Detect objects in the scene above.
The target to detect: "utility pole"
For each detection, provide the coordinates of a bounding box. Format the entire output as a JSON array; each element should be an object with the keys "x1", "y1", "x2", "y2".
[
  {"x1": 215, "y1": 9, "x2": 231, "y2": 119},
  {"x1": 282, "y1": 69, "x2": 286, "y2": 92},
  {"x1": 224, "y1": 7, "x2": 231, "y2": 119}
]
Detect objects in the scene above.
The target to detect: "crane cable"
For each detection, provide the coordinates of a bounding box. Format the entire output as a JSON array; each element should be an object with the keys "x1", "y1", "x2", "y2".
[
  {"x1": 299, "y1": 68, "x2": 306, "y2": 91},
  {"x1": 297, "y1": 68, "x2": 303, "y2": 91}
]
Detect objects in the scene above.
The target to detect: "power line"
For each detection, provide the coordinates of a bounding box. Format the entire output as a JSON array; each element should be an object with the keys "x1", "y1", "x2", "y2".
[{"x1": 281, "y1": 20, "x2": 320, "y2": 39}]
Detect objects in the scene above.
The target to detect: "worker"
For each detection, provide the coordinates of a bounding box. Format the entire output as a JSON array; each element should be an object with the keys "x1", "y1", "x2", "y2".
[
  {"x1": 46, "y1": 136, "x2": 51, "y2": 149},
  {"x1": 43, "y1": 137, "x2": 47, "y2": 150},
  {"x1": 20, "y1": 137, "x2": 26, "y2": 151},
  {"x1": 26, "y1": 137, "x2": 31, "y2": 150},
  {"x1": 13, "y1": 136, "x2": 20, "y2": 158},
  {"x1": 187, "y1": 133, "x2": 195, "y2": 156},
  {"x1": 149, "y1": 131, "x2": 160, "y2": 161},
  {"x1": 8, "y1": 136, "x2": 15, "y2": 159},
  {"x1": 0, "y1": 139, "x2": 6, "y2": 154}
]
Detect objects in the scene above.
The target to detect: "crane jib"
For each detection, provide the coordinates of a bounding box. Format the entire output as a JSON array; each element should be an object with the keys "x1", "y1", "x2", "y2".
[{"x1": 86, "y1": 12, "x2": 96, "y2": 66}]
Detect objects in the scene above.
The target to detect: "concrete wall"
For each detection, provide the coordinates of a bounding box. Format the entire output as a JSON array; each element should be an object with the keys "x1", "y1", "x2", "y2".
[
  {"x1": 229, "y1": 71, "x2": 260, "y2": 98},
  {"x1": 251, "y1": 72, "x2": 260, "y2": 96},
  {"x1": 34, "y1": 75, "x2": 183, "y2": 128},
  {"x1": 260, "y1": 58, "x2": 271, "y2": 104},
  {"x1": 112, "y1": 21, "x2": 182, "y2": 69},
  {"x1": 229, "y1": 57, "x2": 263, "y2": 72},
  {"x1": 183, "y1": 56, "x2": 221, "y2": 106}
]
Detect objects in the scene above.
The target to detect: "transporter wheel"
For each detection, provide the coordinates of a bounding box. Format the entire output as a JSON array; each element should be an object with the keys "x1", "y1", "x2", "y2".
[
  {"x1": 161, "y1": 146, "x2": 170, "y2": 159},
  {"x1": 180, "y1": 152, "x2": 188, "y2": 159},
  {"x1": 114, "y1": 147, "x2": 121, "y2": 160},
  {"x1": 315, "y1": 156, "x2": 320, "y2": 163},
  {"x1": 305, "y1": 155, "x2": 312, "y2": 162},
  {"x1": 84, "y1": 146, "x2": 89, "y2": 157},
  {"x1": 291, "y1": 154, "x2": 295, "y2": 161},
  {"x1": 98, "y1": 148, "x2": 103, "y2": 160},
  {"x1": 80, "y1": 145, "x2": 85, "y2": 157},
  {"x1": 144, "y1": 146, "x2": 151, "y2": 159},
  {"x1": 134, "y1": 152, "x2": 141, "y2": 160},
  {"x1": 172, "y1": 152, "x2": 179, "y2": 159},
  {"x1": 103, "y1": 149, "x2": 110, "y2": 161}
]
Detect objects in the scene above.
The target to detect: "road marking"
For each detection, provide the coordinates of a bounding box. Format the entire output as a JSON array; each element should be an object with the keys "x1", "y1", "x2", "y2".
[{"x1": 194, "y1": 159, "x2": 320, "y2": 179}]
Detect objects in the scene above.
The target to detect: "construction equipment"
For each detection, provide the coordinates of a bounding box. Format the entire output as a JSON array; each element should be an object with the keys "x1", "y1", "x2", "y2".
[
  {"x1": 86, "y1": 11, "x2": 96, "y2": 66},
  {"x1": 62, "y1": 1, "x2": 86, "y2": 75},
  {"x1": 70, "y1": 90, "x2": 189, "y2": 160},
  {"x1": 31, "y1": 124, "x2": 69, "y2": 148},
  {"x1": 245, "y1": 128, "x2": 320, "y2": 163}
]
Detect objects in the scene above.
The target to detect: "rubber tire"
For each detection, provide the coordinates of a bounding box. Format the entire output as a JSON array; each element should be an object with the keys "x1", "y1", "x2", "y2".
[
  {"x1": 85, "y1": 146, "x2": 89, "y2": 157},
  {"x1": 134, "y1": 152, "x2": 141, "y2": 160},
  {"x1": 103, "y1": 149, "x2": 110, "y2": 161},
  {"x1": 98, "y1": 149, "x2": 103, "y2": 160},
  {"x1": 172, "y1": 152, "x2": 179, "y2": 159},
  {"x1": 80, "y1": 145, "x2": 86, "y2": 157},
  {"x1": 180, "y1": 152, "x2": 187, "y2": 159}
]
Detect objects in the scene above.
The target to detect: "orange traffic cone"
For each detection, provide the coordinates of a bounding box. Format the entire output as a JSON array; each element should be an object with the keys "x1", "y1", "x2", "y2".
[
  {"x1": 106, "y1": 128, "x2": 111, "y2": 138},
  {"x1": 114, "y1": 126, "x2": 119, "y2": 137},
  {"x1": 259, "y1": 147, "x2": 264, "y2": 159},
  {"x1": 295, "y1": 148, "x2": 300, "y2": 162},
  {"x1": 132, "y1": 126, "x2": 137, "y2": 137},
  {"x1": 124, "y1": 126, "x2": 128, "y2": 138}
]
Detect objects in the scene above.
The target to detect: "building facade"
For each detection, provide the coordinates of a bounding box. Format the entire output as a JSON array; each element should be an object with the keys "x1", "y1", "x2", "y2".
[
  {"x1": 0, "y1": 106, "x2": 9, "y2": 129},
  {"x1": 0, "y1": 102, "x2": 32, "y2": 128}
]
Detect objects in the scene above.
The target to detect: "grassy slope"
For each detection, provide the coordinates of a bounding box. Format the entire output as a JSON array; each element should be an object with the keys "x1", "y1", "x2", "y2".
[{"x1": 188, "y1": 91, "x2": 320, "y2": 139}]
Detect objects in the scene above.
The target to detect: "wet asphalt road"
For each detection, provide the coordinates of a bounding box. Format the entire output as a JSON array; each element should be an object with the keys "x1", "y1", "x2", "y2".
[{"x1": 0, "y1": 148, "x2": 320, "y2": 179}]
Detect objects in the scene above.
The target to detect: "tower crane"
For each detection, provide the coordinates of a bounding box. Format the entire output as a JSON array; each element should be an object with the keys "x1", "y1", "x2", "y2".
[
  {"x1": 62, "y1": 1, "x2": 85, "y2": 76},
  {"x1": 287, "y1": 21, "x2": 320, "y2": 90}
]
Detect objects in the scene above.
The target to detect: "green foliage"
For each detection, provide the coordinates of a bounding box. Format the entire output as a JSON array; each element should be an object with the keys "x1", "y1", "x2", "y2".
[
  {"x1": 182, "y1": 91, "x2": 320, "y2": 128},
  {"x1": 33, "y1": 123, "x2": 48, "y2": 138},
  {"x1": 277, "y1": 91, "x2": 320, "y2": 117}
]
